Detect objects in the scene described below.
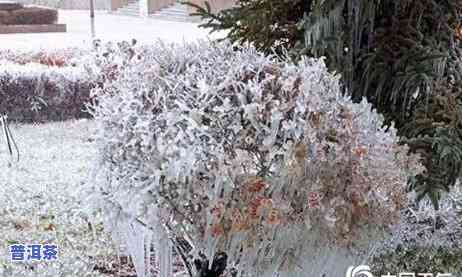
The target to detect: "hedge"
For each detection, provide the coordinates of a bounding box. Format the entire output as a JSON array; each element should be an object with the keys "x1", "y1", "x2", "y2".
[
  {"x1": 0, "y1": 48, "x2": 87, "y2": 67},
  {"x1": 0, "y1": 62, "x2": 95, "y2": 122},
  {"x1": 0, "y1": 6, "x2": 57, "y2": 25}
]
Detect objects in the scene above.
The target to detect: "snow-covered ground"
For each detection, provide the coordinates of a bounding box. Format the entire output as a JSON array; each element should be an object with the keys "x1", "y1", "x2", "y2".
[
  {"x1": 0, "y1": 10, "x2": 223, "y2": 51},
  {"x1": 0, "y1": 12, "x2": 222, "y2": 274},
  {"x1": 0, "y1": 120, "x2": 119, "y2": 276}
]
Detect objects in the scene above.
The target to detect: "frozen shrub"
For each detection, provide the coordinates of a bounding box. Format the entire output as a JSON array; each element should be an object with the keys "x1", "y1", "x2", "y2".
[
  {"x1": 372, "y1": 246, "x2": 462, "y2": 275},
  {"x1": 372, "y1": 185, "x2": 462, "y2": 274},
  {"x1": 89, "y1": 41, "x2": 423, "y2": 277},
  {"x1": 87, "y1": 39, "x2": 140, "y2": 84},
  {"x1": 0, "y1": 62, "x2": 95, "y2": 122},
  {"x1": 0, "y1": 48, "x2": 88, "y2": 67},
  {"x1": 396, "y1": 186, "x2": 462, "y2": 249}
]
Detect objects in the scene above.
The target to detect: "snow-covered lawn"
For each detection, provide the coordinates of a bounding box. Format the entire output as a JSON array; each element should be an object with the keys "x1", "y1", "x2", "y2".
[
  {"x1": 0, "y1": 119, "x2": 120, "y2": 276},
  {"x1": 0, "y1": 10, "x2": 223, "y2": 51}
]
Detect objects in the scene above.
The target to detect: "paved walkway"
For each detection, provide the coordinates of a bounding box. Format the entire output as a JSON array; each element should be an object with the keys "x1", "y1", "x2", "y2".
[{"x1": 0, "y1": 10, "x2": 222, "y2": 50}]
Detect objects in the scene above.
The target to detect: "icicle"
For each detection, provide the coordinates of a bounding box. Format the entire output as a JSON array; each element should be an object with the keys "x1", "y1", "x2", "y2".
[
  {"x1": 145, "y1": 231, "x2": 153, "y2": 277},
  {"x1": 122, "y1": 221, "x2": 151, "y2": 277},
  {"x1": 157, "y1": 228, "x2": 173, "y2": 277}
]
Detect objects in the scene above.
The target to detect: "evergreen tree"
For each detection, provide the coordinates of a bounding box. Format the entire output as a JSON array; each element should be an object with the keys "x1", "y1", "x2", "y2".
[
  {"x1": 186, "y1": 0, "x2": 312, "y2": 56},
  {"x1": 188, "y1": 0, "x2": 462, "y2": 207}
]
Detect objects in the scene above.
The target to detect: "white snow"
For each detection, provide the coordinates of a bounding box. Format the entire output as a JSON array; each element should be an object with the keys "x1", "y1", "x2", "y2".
[
  {"x1": 0, "y1": 10, "x2": 224, "y2": 51},
  {"x1": 0, "y1": 119, "x2": 117, "y2": 276}
]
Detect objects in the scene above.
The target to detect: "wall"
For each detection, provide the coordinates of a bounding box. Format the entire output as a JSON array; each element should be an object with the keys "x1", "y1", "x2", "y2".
[
  {"x1": 146, "y1": 0, "x2": 174, "y2": 14},
  {"x1": 18, "y1": 0, "x2": 237, "y2": 14},
  {"x1": 16, "y1": 0, "x2": 110, "y2": 10},
  {"x1": 187, "y1": 0, "x2": 235, "y2": 14}
]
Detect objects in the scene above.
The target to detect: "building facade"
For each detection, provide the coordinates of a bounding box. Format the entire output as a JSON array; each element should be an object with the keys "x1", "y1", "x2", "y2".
[{"x1": 109, "y1": 0, "x2": 235, "y2": 17}]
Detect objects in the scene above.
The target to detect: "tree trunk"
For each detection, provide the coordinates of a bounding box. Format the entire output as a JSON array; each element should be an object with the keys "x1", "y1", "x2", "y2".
[{"x1": 194, "y1": 252, "x2": 228, "y2": 277}]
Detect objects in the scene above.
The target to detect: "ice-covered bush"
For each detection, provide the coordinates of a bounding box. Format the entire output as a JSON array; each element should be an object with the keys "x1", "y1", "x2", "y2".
[
  {"x1": 394, "y1": 186, "x2": 462, "y2": 249},
  {"x1": 0, "y1": 48, "x2": 88, "y2": 67},
  {"x1": 372, "y1": 185, "x2": 462, "y2": 274},
  {"x1": 89, "y1": 41, "x2": 423, "y2": 277},
  {"x1": 372, "y1": 246, "x2": 462, "y2": 275},
  {"x1": 0, "y1": 61, "x2": 95, "y2": 122}
]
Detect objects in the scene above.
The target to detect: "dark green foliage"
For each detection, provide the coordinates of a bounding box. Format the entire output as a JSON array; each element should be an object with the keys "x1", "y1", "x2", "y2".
[
  {"x1": 404, "y1": 89, "x2": 462, "y2": 206},
  {"x1": 304, "y1": 0, "x2": 462, "y2": 207},
  {"x1": 190, "y1": 0, "x2": 462, "y2": 207},
  {"x1": 185, "y1": 0, "x2": 311, "y2": 56}
]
